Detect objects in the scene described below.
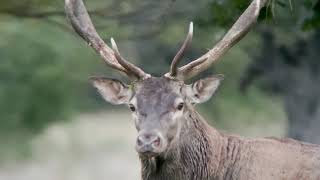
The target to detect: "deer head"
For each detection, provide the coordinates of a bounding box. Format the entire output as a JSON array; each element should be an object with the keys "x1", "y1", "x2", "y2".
[{"x1": 65, "y1": 0, "x2": 266, "y2": 157}]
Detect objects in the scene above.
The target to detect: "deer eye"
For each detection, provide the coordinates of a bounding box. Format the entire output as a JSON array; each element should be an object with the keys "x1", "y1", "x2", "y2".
[
  {"x1": 129, "y1": 104, "x2": 136, "y2": 112},
  {"x1": 177, "y1": 102, "x2": 184, "y2": 111}
]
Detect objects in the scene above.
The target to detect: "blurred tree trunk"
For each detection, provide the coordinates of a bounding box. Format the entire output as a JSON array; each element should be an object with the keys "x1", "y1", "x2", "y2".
[
  {"x1": 285, "y1": 92, "x2": 320, "y2": 143},
  {"x1": 241, "y1": 29, "x2": 320, "y2": 144}
]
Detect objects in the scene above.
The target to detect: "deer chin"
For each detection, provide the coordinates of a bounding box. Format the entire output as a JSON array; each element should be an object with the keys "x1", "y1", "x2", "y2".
[{"x1": 139, "y1": 151, "x2": 161, "y2": 158}]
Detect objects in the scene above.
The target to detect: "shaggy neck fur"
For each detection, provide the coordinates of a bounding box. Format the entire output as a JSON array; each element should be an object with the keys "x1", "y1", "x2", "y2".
[{"x1": 139, "y1": 104, "x2": 237, "y2": 180}]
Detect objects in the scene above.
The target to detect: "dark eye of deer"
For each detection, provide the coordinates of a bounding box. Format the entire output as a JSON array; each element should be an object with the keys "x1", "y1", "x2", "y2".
[
  {"x1": 177, "y1": 103, "x2": 184, "y2": 111},
  {"x1": 129, "y1": 104, "x2": 136, "y2": 112}
]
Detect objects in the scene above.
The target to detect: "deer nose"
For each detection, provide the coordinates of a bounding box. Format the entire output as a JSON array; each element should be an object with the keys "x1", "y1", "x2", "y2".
[{"x1": 136, "y1": 133, "x2": 161, "y2": 154}]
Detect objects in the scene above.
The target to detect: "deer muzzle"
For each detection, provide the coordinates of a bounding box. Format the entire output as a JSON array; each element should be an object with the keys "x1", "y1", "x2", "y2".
[{"x1": 135, "y1": 131, "x2": 165, "y2": 157}]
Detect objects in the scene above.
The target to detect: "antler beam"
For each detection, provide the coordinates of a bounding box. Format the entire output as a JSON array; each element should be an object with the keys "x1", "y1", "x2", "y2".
[{"x1": 65, "y1": 0, "x2": 149, "y2": 79}]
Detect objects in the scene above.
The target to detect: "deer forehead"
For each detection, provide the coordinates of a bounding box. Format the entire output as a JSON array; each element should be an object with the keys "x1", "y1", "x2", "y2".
[{"x1": 133, "y1": 77, "x2": 183, "y2": 111}]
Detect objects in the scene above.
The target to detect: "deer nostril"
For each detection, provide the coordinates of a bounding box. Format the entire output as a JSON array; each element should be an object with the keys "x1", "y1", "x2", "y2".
[
  {"x1": 152, "y1": 137, "x2": 161, "y2": 147},
  {"x1": 137, "y1": 134, "x2": 161, "y2": 148},
  {"x1": 137, "y1": 137, "x2": 143, "y2": 146}
]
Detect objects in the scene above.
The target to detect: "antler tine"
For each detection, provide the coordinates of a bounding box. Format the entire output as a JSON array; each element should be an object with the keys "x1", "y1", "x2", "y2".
[
  {"x1": 65, "y1": 0, "x2": 148, "y2": 79},
  {"x1": 169, "y1": 22, "x2": 193, "y2": 77},
  {"x1": 111, "y1": 38, "x2": 151, "y2": 80},
  {"x1": 173, "y1": 0, "x2": 267, "y2": 80}
]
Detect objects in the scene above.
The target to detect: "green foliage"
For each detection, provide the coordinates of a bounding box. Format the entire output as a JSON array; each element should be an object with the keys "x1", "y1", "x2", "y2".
[
  {"x1": 197, "y1": 0, "x2": 320, "y2": 31},
  {"x1": 197, "y1": 0, "x2": 250, "y2": 28},
  {"x1": 0, "y1": 0, "x2": 58, "y2": 12},
  {"x1": 303, "y1": 0, "x2": 320, "y2": 30},
  {"x1": 0, "y1": 17, "x2": 101, "y2": 141}
]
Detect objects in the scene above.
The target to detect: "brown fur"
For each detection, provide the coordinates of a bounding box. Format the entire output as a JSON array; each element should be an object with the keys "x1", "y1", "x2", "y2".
[{"x1": 141, "y1": 103, "x2": 320, "y2": 180}]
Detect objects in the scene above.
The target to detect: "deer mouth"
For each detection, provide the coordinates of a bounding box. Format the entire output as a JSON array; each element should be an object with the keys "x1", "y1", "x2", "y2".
[{"x1": 136, "y1": 144, "x2": 166, "y2": 157}]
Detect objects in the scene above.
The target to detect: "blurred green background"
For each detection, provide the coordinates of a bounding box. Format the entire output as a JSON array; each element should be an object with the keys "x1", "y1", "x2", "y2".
[{"x1": 0, "y1": 0, "x2": 319, "y2": 179}]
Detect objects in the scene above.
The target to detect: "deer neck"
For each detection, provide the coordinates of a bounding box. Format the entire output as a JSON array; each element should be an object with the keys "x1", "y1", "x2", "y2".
[{"x1": 140, "y1": 105, "x2": 224, "y2": 180}]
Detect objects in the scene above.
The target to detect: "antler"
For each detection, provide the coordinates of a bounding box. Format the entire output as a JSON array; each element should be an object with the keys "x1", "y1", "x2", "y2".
[
  {"x1": 169, "y1": 22, "x2": 193, "y2": 77},
  {"x1": 65, "y1": 0, "x2": 149, "y2": 80},
  {"x1": 166, "y1": 0, "x2": 268, "y2": 80}
]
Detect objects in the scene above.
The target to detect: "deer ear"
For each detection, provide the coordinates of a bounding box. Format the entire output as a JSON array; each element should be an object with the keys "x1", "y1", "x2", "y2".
[
  {"x1": 90, "y1": 77, "x2": 133, "y2": 105},
  {"x1": 185, "y1": 75, "x2": 223, "y2": 104}
]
